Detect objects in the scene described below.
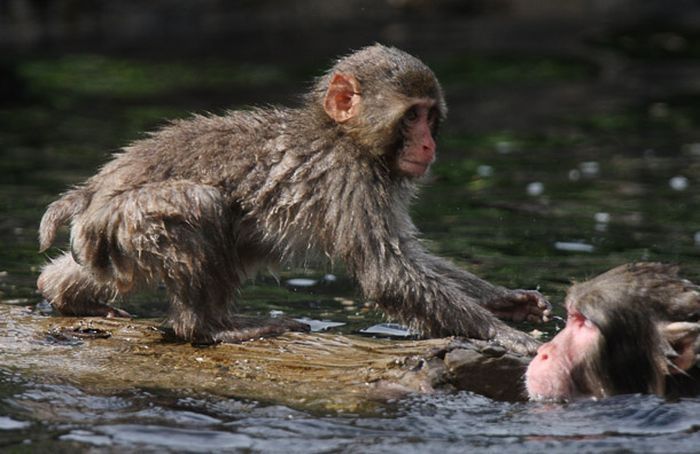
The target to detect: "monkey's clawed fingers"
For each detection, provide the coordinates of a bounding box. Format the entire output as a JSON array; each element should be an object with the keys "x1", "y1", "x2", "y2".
[{"x1": 486, "y1": 289, "x2": 551, "y2": 324}]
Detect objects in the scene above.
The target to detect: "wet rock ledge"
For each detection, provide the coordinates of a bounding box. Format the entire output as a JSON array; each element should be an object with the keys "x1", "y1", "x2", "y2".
[{"x1": 0, "y1": 305, "x2": 529, "y2": 412}]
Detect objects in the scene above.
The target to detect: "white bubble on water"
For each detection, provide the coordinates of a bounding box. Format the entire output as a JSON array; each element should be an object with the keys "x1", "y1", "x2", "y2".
[
  {"x1": 594, "y1": 212, "x2": 610, "y2": 223},
  {"x1": 286, "y1": 278, "x2": 317, "y2": 287},
  {"x1": 496, "y1": 141, "x2": 514, "y2": 154},
  {"x1": 526, "y1": 182, "x2": 544, "y2": 196},
  {"x1": 669, "y1": 176, "x2": 688, "y2": 191},
  {"x1": 579, "y1": 161, "x2": 600, "y2": 178},
  {"x1": 477, "y1": 165, "x2": 494, "y2": 177},
  {"x1": 554, "y1": 241, "x2": 594, "y2": 253}
]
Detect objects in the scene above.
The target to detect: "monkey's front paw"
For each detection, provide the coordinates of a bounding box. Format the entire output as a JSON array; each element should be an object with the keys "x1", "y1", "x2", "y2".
[
  {"x1": 487, "y1": 289, "x2": 551, "y2": 324},
  {"x1": 213, "y1": 317, "x2": 311, "y2": 343}
]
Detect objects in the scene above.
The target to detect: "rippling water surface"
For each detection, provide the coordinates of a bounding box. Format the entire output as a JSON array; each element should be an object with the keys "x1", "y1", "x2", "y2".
[{"x1": 2, "y1": 370, "x2": 700, "y2": 452}]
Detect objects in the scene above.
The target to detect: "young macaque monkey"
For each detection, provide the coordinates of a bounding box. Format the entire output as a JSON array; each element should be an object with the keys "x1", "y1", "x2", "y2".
[
  {"x1": 38, "y1": 44, "x2": 550, "y2": 352},
  {"x1": 526, "y1": 263, "x2": 700, "y2": 401}
]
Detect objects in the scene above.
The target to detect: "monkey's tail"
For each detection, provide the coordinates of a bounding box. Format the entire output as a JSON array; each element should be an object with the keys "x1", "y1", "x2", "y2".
[{"x1": 39, "y1": 188, "x2": 90, "y2": 252}]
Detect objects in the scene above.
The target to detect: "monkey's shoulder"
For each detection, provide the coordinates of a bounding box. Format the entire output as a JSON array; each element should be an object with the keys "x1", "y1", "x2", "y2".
[
  {"x1": 179, "y1": 107, "x2": 293, "y2": 135},
  {"x1": 121, "y1": 108, "x2": 293, "y2": 155}
]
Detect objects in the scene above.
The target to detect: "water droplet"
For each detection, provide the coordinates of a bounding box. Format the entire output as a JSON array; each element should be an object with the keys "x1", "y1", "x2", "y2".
[
  {"x1": 669, "y1": 176, "x2": 688, "y2": 191},
  {"x1": 579, "y1": 161, "x2": 600, "y2": 178},
  {"x1": 594, "y1": 212, "x2": 610, "y2": 223},
  {"x1": 285, "y1": 278, "x2": 317, "y2": 287},
  {"x1": 554, "y1": 241, "x2": 594, "y2": 253},
  {"x1": 526, "y1": 182, "x2": 544, "y2": 196},
  {"x1": 568, "y1": 169, "x2": 581, "y2": 181},
  {"x1": 477, "y1": 165, "x2": 493, "y2": 177},
  {"x1": 496, "y1": 140, "x2": 513, "y2": 154}
]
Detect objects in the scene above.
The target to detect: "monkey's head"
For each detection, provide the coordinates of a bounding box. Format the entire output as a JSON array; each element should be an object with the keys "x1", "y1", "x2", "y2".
[
  {"x1": 526, "y1": 263, "x2": 700, "y2": 402},
  {"x1": 310, "y1": 44, "x2": 447, "y2": 178}
]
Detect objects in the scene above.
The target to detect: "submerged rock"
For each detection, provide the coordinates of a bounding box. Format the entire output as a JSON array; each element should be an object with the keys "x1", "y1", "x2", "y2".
[{"x1": 0, "y1": 304, "x2": 529, "y2": 412}]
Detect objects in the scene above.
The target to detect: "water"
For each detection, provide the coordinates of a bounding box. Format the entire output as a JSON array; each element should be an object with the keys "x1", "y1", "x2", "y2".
[
  {"x1": 3, "y1": 22, "x2": 700, "y2": 452},
  {"x1": 2, "y1": 372, "x2": 700, "y2": 452}
]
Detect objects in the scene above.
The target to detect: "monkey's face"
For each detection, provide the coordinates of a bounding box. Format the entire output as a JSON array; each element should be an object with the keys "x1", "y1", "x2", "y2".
[
  {"x1": 525, "y1": 276, "x2": 700, "y2": 401},
  {"x1": 525, "y1": 307, "x2": 602, "y2": 401},
  {"x1": 395, "y1": 100, "x2": 439, "y2": 177},
  {"x1": 320, "y1": 51, "x2": 446, "y2": 179}
]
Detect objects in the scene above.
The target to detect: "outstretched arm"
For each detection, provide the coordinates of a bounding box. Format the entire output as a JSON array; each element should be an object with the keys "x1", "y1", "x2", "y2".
[
  {"x1": 340, "y1": 218, "x2": 543, "y2": 355},
  {"x1": 416, "y1": 249, "x2": 551, "y2": 324}
]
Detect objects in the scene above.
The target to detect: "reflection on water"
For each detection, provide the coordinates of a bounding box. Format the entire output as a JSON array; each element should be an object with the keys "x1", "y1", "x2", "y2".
[{"x1": 2, "y1": 17, "x2": 700, "y2": 452}]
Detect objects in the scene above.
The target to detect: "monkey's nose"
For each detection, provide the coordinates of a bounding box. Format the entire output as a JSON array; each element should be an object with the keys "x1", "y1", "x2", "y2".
[
  {"x1": 423, "y1": 134, "x2": 436, "y2": 153},
  {"x1": 536, "y1": 342, "x2": 553, "y2": 358}
]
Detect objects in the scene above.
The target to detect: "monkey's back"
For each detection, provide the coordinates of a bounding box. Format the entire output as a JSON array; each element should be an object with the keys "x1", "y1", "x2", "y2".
[{"x1": 87, "y1": 108, "x2": 294, "y2": 197}]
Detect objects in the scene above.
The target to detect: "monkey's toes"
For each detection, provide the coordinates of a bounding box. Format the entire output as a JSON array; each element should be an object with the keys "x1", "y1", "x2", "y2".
[
  {"x1": 47, "y1": 300, "x2": 133, "y2": 319},
  {"x1": 277, "y1": 317, "x2": 312, "y2": 333},
  {"x1": 214, "y1": 318, "x2": 310, "y2": 343}
]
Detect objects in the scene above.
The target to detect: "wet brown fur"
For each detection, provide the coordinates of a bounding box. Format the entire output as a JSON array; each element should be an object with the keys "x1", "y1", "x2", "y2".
[{"x1": 38, "y1": 45, "x2": 543, "y2": 351}]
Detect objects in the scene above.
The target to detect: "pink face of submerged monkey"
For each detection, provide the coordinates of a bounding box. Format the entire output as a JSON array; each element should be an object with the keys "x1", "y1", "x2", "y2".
[
  {"x1": 526, "y1": 292, "x2": 699, "y2": 402},
  {"x1": 525, "y1": 309, "x2": 601, "y2": 400}
]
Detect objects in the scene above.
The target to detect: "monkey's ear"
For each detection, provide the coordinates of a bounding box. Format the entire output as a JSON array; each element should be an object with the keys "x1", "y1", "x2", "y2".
[
  {"x1": 323, "y1": 73, "x2": 361, "y2": 123},
  {"x1": 661, "y1": 321, "x2": 700, "y2": 372}
]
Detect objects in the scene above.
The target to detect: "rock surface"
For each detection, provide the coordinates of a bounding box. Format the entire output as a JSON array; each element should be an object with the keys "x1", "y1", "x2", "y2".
[{"x1": 0, "y1": 305, "x2": 530, "y2": 412}]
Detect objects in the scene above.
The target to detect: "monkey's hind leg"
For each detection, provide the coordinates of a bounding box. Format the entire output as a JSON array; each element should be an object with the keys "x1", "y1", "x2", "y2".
[
  {"x1": 37, "y1": 253, "x2": 131, "y2": 317},
  {"x1": 78, "y1": 181, "x2": 309, "y2": 343},
  {"x1": 162, "y1": 237, "x2": 310, "y2": 344}
]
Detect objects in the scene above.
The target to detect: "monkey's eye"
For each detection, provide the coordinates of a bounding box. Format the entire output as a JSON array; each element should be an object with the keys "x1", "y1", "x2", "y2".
[
  {"x1": 569, "y1": 311, "x2": 596, "y2": 330},
  {"x1": 569, "y1": 312, "x2": 587, "y2": 328},
  {"x1": 427, "y1": 107, "x2": 439, "y2": 132},
  {"x1": 404, "y1": 106, "x2": 419, "y2": 123},
  {"x1": 427, "y1": 107, "x2": 438, "y2": 123}
]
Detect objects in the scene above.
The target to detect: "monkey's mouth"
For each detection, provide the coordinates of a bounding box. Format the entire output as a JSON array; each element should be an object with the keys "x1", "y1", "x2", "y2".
[{"x1": 399, "y1": 159, "x2": 431, "y2": 177}]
